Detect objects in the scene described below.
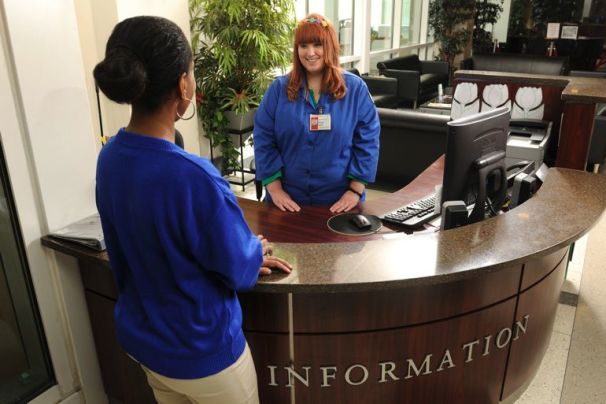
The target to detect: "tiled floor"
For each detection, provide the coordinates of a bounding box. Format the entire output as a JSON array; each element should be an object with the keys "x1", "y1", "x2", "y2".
[{"x1": 233, "y1": 180, "x2": 606, "y2": 404}]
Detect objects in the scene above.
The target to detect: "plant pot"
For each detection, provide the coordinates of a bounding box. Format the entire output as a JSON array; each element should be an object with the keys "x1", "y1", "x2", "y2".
[{"x1": 225, "y1": 109, "x2": 256, "y2": 132}]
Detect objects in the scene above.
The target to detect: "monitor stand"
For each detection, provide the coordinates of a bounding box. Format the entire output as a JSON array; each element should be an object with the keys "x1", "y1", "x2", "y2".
[{"x1": 468, "y1": 151, "x2": 507, "y2": 224}]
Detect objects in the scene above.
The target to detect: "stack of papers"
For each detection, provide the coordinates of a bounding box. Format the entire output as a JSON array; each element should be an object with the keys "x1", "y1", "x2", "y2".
[
  {"x1": 49, "y1": 213, "x2": 106, "y2": 251},
  {"x1": 427, "y1": 102, "x2": 452, "y2": 109}
]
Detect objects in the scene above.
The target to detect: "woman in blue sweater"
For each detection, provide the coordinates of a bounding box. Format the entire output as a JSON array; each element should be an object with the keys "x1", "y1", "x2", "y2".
[
  {"x1": 254, "y1": 14, "x2": 380, "y2": 213},
  {"x1": 94, "y1": 16, "x2": 290, "y2": 404}
]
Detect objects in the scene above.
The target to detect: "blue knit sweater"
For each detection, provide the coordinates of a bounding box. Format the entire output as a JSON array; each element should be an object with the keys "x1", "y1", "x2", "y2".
[{"x1": 95, "y1": 129, "x2": 262, "y2": 379}]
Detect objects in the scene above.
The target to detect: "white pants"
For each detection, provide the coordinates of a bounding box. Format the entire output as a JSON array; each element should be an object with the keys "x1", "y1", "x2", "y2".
[{"x1": 141, "y1": 344, "x2": 260, "y2": 404}]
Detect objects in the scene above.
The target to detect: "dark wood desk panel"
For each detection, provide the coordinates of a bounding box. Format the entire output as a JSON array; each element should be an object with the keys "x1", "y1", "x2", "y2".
[
  {"x1": 521, "y1": 248, "x2": 568, "y2": 291},
  {"x1": 290, "y1": 264, "x2": 521, "y2": 333},
  {"x1": 291, "y1": 298, "x2": 516, "y2": 403},
  {"x1": 41, "y1": 161, "x2": 606, "y2": 404},
  {"x1": 502, "y1": 248, "x2": 569, "y2": 400}
]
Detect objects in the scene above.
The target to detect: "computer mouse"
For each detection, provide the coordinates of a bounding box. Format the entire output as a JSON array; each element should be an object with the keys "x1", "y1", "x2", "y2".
[{"x1": 350, "y1": 214, "x2": 372, "y2": 230}]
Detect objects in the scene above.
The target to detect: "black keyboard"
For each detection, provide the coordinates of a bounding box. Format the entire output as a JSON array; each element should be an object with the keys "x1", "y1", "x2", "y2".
[{"x1": 380, "y1": 193, "x2": 440, "y2": 228}]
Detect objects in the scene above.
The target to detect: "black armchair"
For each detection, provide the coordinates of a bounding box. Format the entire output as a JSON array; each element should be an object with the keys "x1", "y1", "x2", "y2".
[
  {"x1": 346, "y1": 68, "x2": 399, "y2": 108},
  {"x1": 377, "y1": 55, "x2": 449, "y2": 108}
]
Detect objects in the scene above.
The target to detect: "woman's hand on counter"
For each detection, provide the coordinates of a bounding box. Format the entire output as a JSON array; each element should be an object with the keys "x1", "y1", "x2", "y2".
[
  {"x1": 330, "y1": 187, "x2": 362, "y2": 213},
  {"x1": 266, "y1": 181, "x2": 301, "y2": 212},
  {"x1": 258, "y1": 234, "x2": 292, "y2": 275},
  {"x1": 257, "y1": 234, "x2": 272, "y2": 256},
  {"x1": 259, "y1": 255, "x2": 292, "y2": 275}
]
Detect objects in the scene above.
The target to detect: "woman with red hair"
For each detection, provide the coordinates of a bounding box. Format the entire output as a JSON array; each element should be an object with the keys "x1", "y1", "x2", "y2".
[{"x1": 254, "y1": 14, "x2": 380, "y2": 213}]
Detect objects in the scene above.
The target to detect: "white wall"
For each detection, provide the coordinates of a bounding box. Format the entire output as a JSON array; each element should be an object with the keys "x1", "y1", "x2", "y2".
[
  {"x1": 492, "y1": 0, "x2": 511, "y2": 44},
  {"x1": 75, "y1": 0, "x2": 205, "y2": 156},
  {"x1": 0, "y1": 2, "x2": 206, "y2": 402},
  {"x1": 116, "y1": 0, "x2": 204, "y2": 156},
  {"x1": 0, "y1": 0, "x2": 106, "y2": 402},
  {"x1": 74, "y1": 0, "x2": 128, "y2": 154}
]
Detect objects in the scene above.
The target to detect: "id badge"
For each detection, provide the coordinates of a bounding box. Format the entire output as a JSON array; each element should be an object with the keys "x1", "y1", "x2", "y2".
[{"x1": 309, "y1": 114, "x2": 331, "y2": 131}]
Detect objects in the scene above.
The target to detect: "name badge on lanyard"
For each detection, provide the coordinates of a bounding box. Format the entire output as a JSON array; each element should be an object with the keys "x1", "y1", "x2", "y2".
[{"x1": 310, "y1": 114, "x2": 331, "y2": 131}]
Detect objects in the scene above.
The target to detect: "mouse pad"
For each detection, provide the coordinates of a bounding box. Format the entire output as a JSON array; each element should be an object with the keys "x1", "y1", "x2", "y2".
[{"x1": 327, "y1": 213, "x2": 382, "y2": 236}]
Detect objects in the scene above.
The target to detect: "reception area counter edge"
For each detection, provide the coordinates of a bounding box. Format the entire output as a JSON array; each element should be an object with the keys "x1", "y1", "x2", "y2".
[{"x1": 41, "y1": 165, "x2": 606, "y2": 403}]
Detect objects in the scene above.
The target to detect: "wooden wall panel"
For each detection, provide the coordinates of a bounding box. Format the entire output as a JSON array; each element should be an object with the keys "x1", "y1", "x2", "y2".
[
  {"x1": 290, "y1": 299, "x2": 518, "y2": 404},
  {"x1": 556, "y1": 102, "x2": 597, "y2": 169},
  {"x1": 245, "y1": 332, "x2": 291, "y2": 404},
  {"x1": 79, "y1": 258, "x2": 117, "y2": 299},
  {"x1": 292, "y1": 265, "x2": 522, "y2": 333},
  {"x1": 521, "y1": 247, "x2": 568, "y2": 290},
  {"x1": 501, "y1": 254, "x2": 567, "y2": 398},
  {"x1": 239, "y1": 292, "x2": 289, "y2": 333},
  {"x1": 85, "y1": 291, "x2": 156, "y2": 403}
]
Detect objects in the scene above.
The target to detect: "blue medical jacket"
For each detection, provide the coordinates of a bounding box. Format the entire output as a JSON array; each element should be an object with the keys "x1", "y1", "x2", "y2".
[{"x1": 254, "y1": 71, "x2": 380, "y2": 205}]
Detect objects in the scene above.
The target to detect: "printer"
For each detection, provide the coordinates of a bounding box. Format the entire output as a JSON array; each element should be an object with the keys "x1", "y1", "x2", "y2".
[{"x1": 506, "y1": 119, "x2": 553, "y2": 170}]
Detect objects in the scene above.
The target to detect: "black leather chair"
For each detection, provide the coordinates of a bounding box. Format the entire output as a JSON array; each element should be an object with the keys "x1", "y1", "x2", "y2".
[
  {"x1": 377, "y1": 55, "x2": 449, "y2": 108},
  {"x1": 460, "y1": 53, "x2": 570, "y2": 76},
  {"x1": 372, "y1": 108, "x2": 449, "y2": 191},
  {"x1": 346, "y1": 68, "x2": 399, "y2": 108}
]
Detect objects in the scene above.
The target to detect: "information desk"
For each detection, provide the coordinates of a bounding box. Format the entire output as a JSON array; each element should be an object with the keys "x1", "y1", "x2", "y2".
[{"x1": 42, "y1": 159, "x2": 606, "y2": 404}]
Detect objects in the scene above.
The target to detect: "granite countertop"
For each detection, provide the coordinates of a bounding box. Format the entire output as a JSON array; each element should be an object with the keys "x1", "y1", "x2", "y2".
[
  {"x1": 255, "y1": 168, "x2": 606, "y2": 292},
  {"x1": 455, "y1": 70, "x2": 606, "y2": 104},
  {"x1": 42, "y1": 168, "x2": 606, "y2": 294}
]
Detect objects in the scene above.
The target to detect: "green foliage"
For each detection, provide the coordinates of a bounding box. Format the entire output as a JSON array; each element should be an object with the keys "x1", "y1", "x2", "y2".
[
  {"x1": 508, "y1": 0, "x2": 530, "y2": 37},
  {"x1": 508, "y1": 0, "x2": 576, "y2": 38},
  {"x1": 473, "y1": 0, "x2": 504, "y2": 53},
  {"x1": 189, "y1": 0, "x2": 294, "y2": 172},
  {"x1": 428, "y1": 0, "x2": 475, "y2": 74},
  {"x1": 533, "y1": 0, "x2": 576, "y2": 34}
]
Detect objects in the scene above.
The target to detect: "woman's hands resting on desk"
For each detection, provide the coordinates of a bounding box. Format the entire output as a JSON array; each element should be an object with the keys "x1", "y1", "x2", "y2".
[
  {"x1": 267, "y1": 179, "x2": 365, "y2": 213},
  {"x1": 329, "y1": 181, "x2": 365, "y2": 213},
  {"x1": 266, "y1": 180, "x2": 301, "y2": 212},
  {"x1": 257, "y1": 234, "x2": 292, "y2": 276}
]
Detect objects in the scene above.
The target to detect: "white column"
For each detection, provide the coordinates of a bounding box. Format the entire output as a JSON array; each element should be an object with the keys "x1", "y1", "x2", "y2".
[
  {"x1": 355, "y1": 0, "x2": 372, "y2": 73},
  {"x1": 492, "y1": 0, "x2": 511, "y2": 44},
  {"x1": 0, "y1": 0, "x2": 106, "y2": 402}
]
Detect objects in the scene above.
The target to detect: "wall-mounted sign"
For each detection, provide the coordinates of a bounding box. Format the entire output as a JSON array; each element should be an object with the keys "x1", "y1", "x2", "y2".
[
  {"x1": 561, "y1": 25, "x2": 579, "y2": 40},
  {"x1": 546, "y1": 23, "x2": 561, "y2": 39}
]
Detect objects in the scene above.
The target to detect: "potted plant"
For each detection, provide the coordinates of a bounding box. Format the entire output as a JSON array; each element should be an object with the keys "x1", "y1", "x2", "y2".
[
  {"x1": 189, "y1": 0, "x2": 294, "y2": 173},
  {"x1": 428, "y1": 0, "x2": 476, "y2": 77},
  {"x1": 473, "y1": 0, "x2": 504, "y2": 54}
]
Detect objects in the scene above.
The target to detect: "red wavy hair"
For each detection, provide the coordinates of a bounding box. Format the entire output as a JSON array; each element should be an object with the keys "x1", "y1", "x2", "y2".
[{"x1": 287, "y1": 14, "x2": 346, "y2": 101}]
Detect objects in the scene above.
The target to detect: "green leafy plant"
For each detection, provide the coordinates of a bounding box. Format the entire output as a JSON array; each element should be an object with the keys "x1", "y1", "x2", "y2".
[
  {"x1": 473, "y1": 0, "x2": 504, "y2": 53},
  {"x1": 508, "y1": 0, "x2": 576, "y2": 38},
  {"x1": 428, "y1": 0, "x2": 476, "y2": 76},
  {"x1": 189, "y1": 0, "x2": 294, "y2": 172}
]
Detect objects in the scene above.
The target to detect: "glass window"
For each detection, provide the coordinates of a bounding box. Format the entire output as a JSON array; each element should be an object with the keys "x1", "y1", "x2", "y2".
[
  {"x1": 370, "y1": 0, "x2": 394, "y2": 51},
  {"x1": 400, "y1": 0, "x2": 421, "y2": 46},
  {"x1": 0, "y1": 138, "x2": 54, "y2": 403},
  {"x1": 297, "y1": 0, "x2": 355, "y2": 57}
]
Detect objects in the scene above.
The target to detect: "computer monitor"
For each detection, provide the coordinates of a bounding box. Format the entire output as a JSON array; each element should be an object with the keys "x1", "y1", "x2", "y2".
[{"x1": 441, "y1": 106, "x2": 510, "y2": 223}]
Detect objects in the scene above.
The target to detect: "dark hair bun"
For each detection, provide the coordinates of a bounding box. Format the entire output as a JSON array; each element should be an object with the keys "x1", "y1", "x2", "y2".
[{"x1": 93, "y1": 47, "x2": 147, "y2": 104}]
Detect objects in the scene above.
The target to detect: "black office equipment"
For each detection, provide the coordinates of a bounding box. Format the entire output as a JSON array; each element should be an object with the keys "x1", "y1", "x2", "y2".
[
  {"x1": 510, "y1": 172, "x2": 540, "y2": 208},
  {"x1": 440, "y1": 201, "x2": 468, "y2": 230},
  {"x1": 327, "y1": 213, "x2": 382, "y2": 236},
  {"x1": 380, "y1": 106, "x2": 510, "y2": 229},
  {"x1": 350, "y1": 214, "x2": 372, "y2": 230},
  {"x1": 380, "y1": 193, "x2": 439, "y2": 228},
  {"x1": 441, "y1": 106, "x2": 510, "y2": 224}
]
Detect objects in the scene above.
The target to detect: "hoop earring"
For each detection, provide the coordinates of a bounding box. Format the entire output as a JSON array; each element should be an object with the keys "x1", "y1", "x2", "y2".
[{"x1": 177, "y1": 97, "x2": 196, "y2": 121}]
